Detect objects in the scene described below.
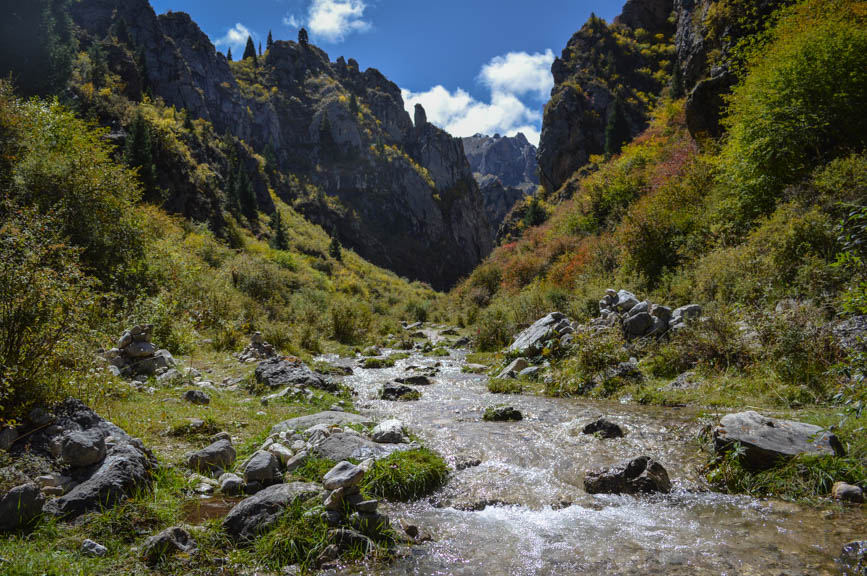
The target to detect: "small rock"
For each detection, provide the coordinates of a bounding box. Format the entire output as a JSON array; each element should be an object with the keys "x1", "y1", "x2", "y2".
[
  {"x1": 0, "y1": 427, "x2": 18, "y2": 451},
  {"x1": 454, "y1": 455, "x2": 482, "y2": 471},
  {"x1": 81, "y1": 539, "x2": 108, "y2": 557},
  {"x1": 324, "y1": 487, "x2": 344, "y2": 511},
  {"x1": 0, "y1": 483, "x2": 44, "y2": 532},
  {"x1": 185, "y1": 439, "x2": 236, "y2": 473},
  {"x1": 518, "y1": 366, "x2": 541, "y2": 379},
  {"x1": 394, "y1": 375, "x2": 434, "y2": 386},
  {"x1": 381, "y1": 382, "x2": 420, "y2": 401},
  {"x1": 584, "y1": 456, "x2": 671, "y2": 495},
  {"x1": 242, "y1": 451, "x2": 281, "y2": 486},
  {"x1": 223, "y1": 483, "x2": 324, "y2": 541},
  {"x1": 219, "y1": 473, "x2": 244, "y2": 496},
  {"x1": 323, "y1": 461, "x2": 364, "y2": 490},
  {"x1": 497, "y1": 358, "x2": 529, "y2": 379},
  {"x1": 268, "y1": 443, "x2": 294, "y2": 467},
  {"x1": 483, "y1": 406, "x2": 523, "y2": 422},
  {"x1": 354, "y1": 499, "x2": 378, "y2": 513},
  {"x1": 832, "y1": 482, "x2": 864, "y2": 503},
  {"x1": 141, "y1": 526, "x2": 197, "y2": 566},
  {"x1": 182, "y1": 390, "x2": 211, "y2": 405},
  {"x1": 582, "y1": 418, "x2": 624, "y2": 439},
  {"x1": 370, "y1": 419, "x2": 407, "y2": 444},
  {"x1": 285, "y1": 451, "x2": 308, "y2": 472}
]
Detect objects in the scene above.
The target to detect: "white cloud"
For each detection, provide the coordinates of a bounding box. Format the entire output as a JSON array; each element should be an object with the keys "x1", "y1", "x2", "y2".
[
  {"x1": 283, "y1": 14, "x2": 302, "y2": 28},
  {"x1": 307, "y1": 0, "x2": 370, "y2": 42},
  {"x1": 480, "y1": 50, "x2": 555, "y2": 100},
  {"x1": 215, "y1": 23, "x2": 254, "y2": 53},
  {"x1": 401, "y1": 50, "x2": 554, "y2": 146}
]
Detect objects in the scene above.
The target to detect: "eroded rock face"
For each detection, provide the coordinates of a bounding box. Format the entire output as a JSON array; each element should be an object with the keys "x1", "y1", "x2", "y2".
[
  {"x1": 713, "y1": 411, "x2": 845, "y2": 471},
  {"x1": 584, "y1": 456, "x2": 672, "y2": 495},
  {"x1": 223, "y1": 482, "x2": 324, "y2": 542}
]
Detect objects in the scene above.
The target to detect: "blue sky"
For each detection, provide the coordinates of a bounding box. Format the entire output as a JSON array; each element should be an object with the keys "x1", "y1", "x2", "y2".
[{"x1": 150, "y1": 0, "x2": 620, "y2": 144}]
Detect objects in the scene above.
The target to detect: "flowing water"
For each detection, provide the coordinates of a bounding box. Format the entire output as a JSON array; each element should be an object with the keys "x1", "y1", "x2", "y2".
[{"x1": 320, "y1": 338, "x2": 867, "y2": 576}]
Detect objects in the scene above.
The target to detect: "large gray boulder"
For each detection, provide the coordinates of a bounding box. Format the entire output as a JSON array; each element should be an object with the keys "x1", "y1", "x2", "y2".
[
  {"x1": 584, "y1": 456, "x2": 671, "y2": 495},
  {"x1": 223, "y1": 482, "x2": 324, "y2": 542},
  {"x1": 713, "y1": 411, "x2": 844, "y2": 471},
  {"x1": 185, "y1": 439, "x2": 236, "y2": 473},
  {"x1": 313, "y1": 433, "x2": 394, "y2": 461},
  {"x1": 44, "y1": 442, "x2": 155, "y2": 519},
  {"x1": 323, "y1": 461, "x2": 364, "y2": 490},
  {"x1": 254, "y1": 357, "x2": 338, "y2": 392},
  {"x1": 270, "y1": 411, "x2": 372, "y2": 435},
  {"x1": 242, "y1": 451, "x2": 281, "y2": 486},
  {"x1": 508, "y1": 312, "x2": 569, "y2": 355},
  {"x1": 0, "y1": 483, "x2": 44, "y2": 532}
]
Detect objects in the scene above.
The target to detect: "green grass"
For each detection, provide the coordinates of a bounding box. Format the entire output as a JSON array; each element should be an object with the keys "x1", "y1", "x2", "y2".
[
  {"x1": 487, "y1": 378, "x2": 523, "y2": 394},
  {"x1": 362, "y1": 357, "x2": 396, "y2": 369},
  {"x1": 425, "y1": 347, "x2": 451, "y2": 357},
  {"x1": 288, "y1": 456, "x2": 338, "y2": 484},
  {"x1": 362, "y1": 448, "x2": 448, "y2": 501}
]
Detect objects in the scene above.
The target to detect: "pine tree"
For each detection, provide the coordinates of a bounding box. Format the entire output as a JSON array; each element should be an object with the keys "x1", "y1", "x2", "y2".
[
  {"x1": 604, "y1": 94, "x2": 631, "y2": 159},
  {"x1": 236, "y1": 163, "x2": 258, "y2": 222},
  {"x1": 270, "y1": 210, "x2": 289, "y2": 250},
  {"x1": 124, "y1": 111, "x2": 159, "y2": 201},
  {"x1": 183, "y1": 111, "x2": 194, "y2": 132},
  {"x1": 329, "y1": 227, "x2": 342, "y2": 261},
  {"x1": 267, "y1": 30, "x2": 273, "y2": 51},
  {"x1": 522, "y1": 195, "x2": 546, "y2": 228},
  {"x1": 225, "y1": 155, "x2": 240, "y2": 214},
  {"x1": 227, "y1": 47, "x2": 233, "y2": 61},
  {"x1": 263, "y1": 143, "x2": 278, "y2": 178},
  {"x1": 243, "y1": 36, "x2": 257, "y2": 64},
  {"x1": 298, "y1": 28, "x2": 309, "y2": 47},
  {"x1": 112, "y1": 17, "x2": 130, "y2": 46},
  {"x1": 258, "y1": 41, "x2": 262, "y2": 56}
]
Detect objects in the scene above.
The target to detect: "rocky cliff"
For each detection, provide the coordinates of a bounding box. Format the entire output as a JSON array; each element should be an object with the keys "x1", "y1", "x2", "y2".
[
  {"x1": 538, "y1": 0, "x2": 792, "y2": 196},
  {"x1": 462, "y1": 133, "x2": 538, "y2": 237},
  {"x1": 70, "y1": 0, "x2": 492, "y2": 289}
]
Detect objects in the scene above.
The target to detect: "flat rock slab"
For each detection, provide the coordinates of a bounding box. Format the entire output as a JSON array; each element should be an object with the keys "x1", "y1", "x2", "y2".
[
  {"x1": 223, "y1": 482, "x2": 324, "y2": 542},
  {"x1": 313, "y1": 433, "x2": 396, "y2": 461},
  {"x1": 270, "y1": 411, "x2": 372, "y2": 435},
  {"x1": 713, "y1": 411, "x2": 844, "y2": 471}
]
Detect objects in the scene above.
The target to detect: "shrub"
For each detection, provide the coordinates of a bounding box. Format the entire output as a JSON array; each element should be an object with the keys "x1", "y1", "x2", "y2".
[
  {"x1": 720, "y1": 0, "x2": 867, "y2": 220},
  {"x1": 474, "y1": 307, "x2": 512, "y2": 352},
  {"x1": 488, "y1": 378, "x2": 523, "y2": 394},
  {"x1": 362, "y1": 448, "x2": 448, "y2": 501},
  {"x1": 0, "y1": 206, "x2": 95, "y2": 418},
  {"x1": 404, "y1": 299, "x2": 429, "y2": 323},
  {"x1": 330, "y1": 299, "x2": 371, "y2": 345}
]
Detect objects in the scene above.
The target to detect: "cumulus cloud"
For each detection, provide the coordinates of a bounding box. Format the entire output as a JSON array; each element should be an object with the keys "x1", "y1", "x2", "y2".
[
  {"x1": 402, "y1": 50, "x2": 554, "y2": 146},
  {"x1": 480, "y1": 50, "x2": 555, "y2": 99},
  {"x1": 215, "y1": 23, "x2": 254, "y2": 53},
  {"x1": 287, "y1": 0, "x2": 369, "y2": 43}
]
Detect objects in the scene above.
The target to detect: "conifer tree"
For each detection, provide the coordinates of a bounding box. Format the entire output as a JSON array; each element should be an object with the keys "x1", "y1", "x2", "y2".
[
  {"x1": 270, "y1": 209, "x2": 289, "y2": 250},
  {"x1": 227, "y1": 47, "x2": 233, "y2": 61},
  {"x1": 329, "y1": 227, "x2": 342, "y2": 261},
  {"x1": 124, "y1": 111, "x2": 159, "y2": 201},
  {"x1": 259, "y1": 41, "x2": 262, "y2": 56},
  {"x1": 298, "y1": 28, "x2": 309, "y2": 47},
  {"x1": 235, "y1": 163, "x2": 258, "y2": 221},
  {"x1": 112, "y1": 17, "x2": 130, "y2": 46},
  {"x1": 604, "y1": 94, "x2": 630, "y2": 158},
  {"x1": 267, "y1": 30, "x2": 274, "y2": 51},
  {"x1": 243, "y1": 36, "x2": 257, "y2": 64}
]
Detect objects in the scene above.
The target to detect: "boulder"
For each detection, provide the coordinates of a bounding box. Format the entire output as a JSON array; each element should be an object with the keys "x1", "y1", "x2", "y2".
[
  {"x1": 60, "y1": 429, "x2": 107, "y2": 469},
  {"x1": 254, "y1": 357, "x2": 337, "y2": 393},
  {"x1": 182, "y1": 390, "x2": 210, "y2": 405},
  {"x1": 671, "y1": 304, "x2": 702, "y2": 324},
  {"x1": 381, "y1": 383, "x2": 419, "y2": 401},
  {"x1": 125, "y1": 340, "x2": 156, "y2": 358},
  {"x1": 44, "y1": 442, "x2": 155, "y2": 519},
  {"x1": 268, "y1": 443, "x2": 294, "y2": 467},
  {"x1": 242, "y1": 451, "x2": 281, "y2": 486},
  {"x1": 518, "y1": 366, "x2": 541, "y2": 379},
  {"x1": 0, "y1": 427, "x2": 18, "y2": 451},
  {"x1": 713, "y1": 411, "x2": 844, "y2": 471},
  {"x1": 185, "y1": 439, "x2": 236, "y2": 473},
  {"x1": 623, "y1": 312, "x2": 654, "y2": 337},
  {"x1": 584, "y1": 456, "x2": 671, "y2": 495},
  {"x1": 0, "y1": 483, "x2": 44, "y2": 532},
  {"x1": 508, "y1": 312, "x2": 567, "y2": 355},
  {"x1": 483, "y1": 406, "x2": 523, "y2": 422},
  {"x1": 832, "y1": 482, "x2": 864, "y2": 503},
  {"x1": 270, "y1": 411, "x2": 372, "y2": 435},
  {"x1": 131, "y1": 349, "x2": 175, "y2": 376},
  {"x1": 223, "y1": 482, "x2": 324, "y2": 542},
  {"x1": 313, "y1": 433, "x2": 393, "y2": 461},
  {"x1": 371, "y1": 419, "x2": 407, "y2": 444},
  {"x1": 582, "y1": 418, "x2": 624, "y2": 439},
  {"x1": 614, "y1": 290, "x2": 639, "y2": 313},
  {"x1": 497, "y1": 358, "x2": 529, "y2": 379},
  {"x1": 141, "y1": 526, "x2": 198, "y2": 565},
  {"x1": 323, "y1": 461, "x2": 364, "y2": 490}
]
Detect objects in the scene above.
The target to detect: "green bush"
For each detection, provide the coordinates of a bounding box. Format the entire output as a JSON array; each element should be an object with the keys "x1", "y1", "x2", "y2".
[
  {"x1": 474, "y1": 306, "x2": 512, "y2": 352},
  {"x1": 488, "y1": 378, "x2": 523, "y2": 394},
  {"x1": 721, "y1": 0, "x2": 867, "y2": 220},
  {"x1": 330, "y1": 299, "x2": 372, "y2": 345},
  {"x1": 0, "y1": 206, "x2": 95, "y2": 418}
]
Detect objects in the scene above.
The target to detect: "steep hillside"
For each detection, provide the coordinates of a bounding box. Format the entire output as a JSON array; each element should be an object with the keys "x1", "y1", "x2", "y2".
[{"x1": 67, "y1": 0, "x2": 492, "y2": 289}]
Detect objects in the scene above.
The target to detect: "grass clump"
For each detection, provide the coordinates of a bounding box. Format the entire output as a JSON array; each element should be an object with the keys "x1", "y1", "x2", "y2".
[
  {"x1": 362, "y1": 357, "x2": 396, "y2": 369},
  {"x1": 288, "y1": 456, "x2": 338, "y2": 484},
  {"x1": 253, "y1": 499, "x2": 333, "y2": 570},
  {"x1": 167, "y1": 417, "x2": 222, "y2": 439},
  {"x1": 487, "y1": 378, "x2": 523, "y2": 394},
  {"x1": 362, "y1": 448, "x2": 448, "y2": 501}
]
